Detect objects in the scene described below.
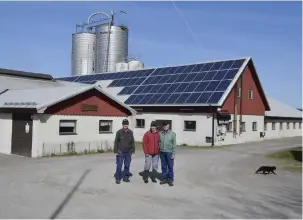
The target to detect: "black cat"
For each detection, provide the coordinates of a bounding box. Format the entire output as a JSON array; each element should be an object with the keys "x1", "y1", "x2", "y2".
[{"x1": 255, "y1": 166, "x2": 276, "y2": 175}]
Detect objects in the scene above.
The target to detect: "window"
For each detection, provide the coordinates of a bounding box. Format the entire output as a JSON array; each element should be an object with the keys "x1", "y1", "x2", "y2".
[
  {"x1": 280, "y1": 122, "x2": 283, "y2": 130},
  {"x1": 240, "y1": 122, "x2": 246, "y2": 132},
  {"x1": 248, "y1": 89, "x2": 253, "y2": 100},
  {"x1": 136, "y1": 119, "x2": 145, "y2": 128},
  {"x1": 264, "y1": 122, "x2": 267, "y2": 131},
  {"x1": 287, "y1": 122, "x2": 290, "y2": 129},
  {"x1": 237, "y1": 88, "x2": 241, "y2": 98},
  {"x1": 184, "y1": 121, "x2": 196, "y2": 131},
  {"x1": 293, "y1": 122, "x2": 296, "y2": 129},
  {"x1": 272, "y1": 122, "x2": 276, "y2": 130},
  {"x1": 252, "y1": 122, "x2": 257, "y2": 131},
  {"x1": 155, "y1": 120, "x2": 172, "y2": 131},
  {"x1": 59, "y1": 120, "x2": 77, "y2": 135},
  {"x1": 299, "y1": 123, "x2": 302, "y2": 129},
  {"x1": 226, "y1": 122, "x2": 233, "y2": 132},
  {"x1": 99, "y1": 120, "x2": 113, "y2": 133}
]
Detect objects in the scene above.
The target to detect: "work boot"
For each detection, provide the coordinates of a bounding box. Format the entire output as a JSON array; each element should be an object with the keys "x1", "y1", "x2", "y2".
[
  {"x1": 115, "y1": 180, "x2": 120, "y2": 184},
  {"x1": 123, "y1": 176, "x2": 130, "y2": 182},
  {"x1": 168, "y1": 182, "x2": 174, "y2": 187},
  {"x1": 160, "y1": 179, "x2": 168, "y2": 185}
]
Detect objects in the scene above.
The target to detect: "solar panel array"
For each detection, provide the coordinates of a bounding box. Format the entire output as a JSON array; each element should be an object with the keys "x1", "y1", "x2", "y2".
[{"x1": 56, "y1": 58, "x2": 247, "y2": 105}]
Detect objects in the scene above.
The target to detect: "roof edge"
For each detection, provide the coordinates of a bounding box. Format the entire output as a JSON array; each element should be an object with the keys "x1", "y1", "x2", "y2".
[
  {"x1": 218, "y1": 57, "x2": 251, "y2": 106},
  {"x1": 218, "y1": 57, "x2": 271, "y2": 111},
  {"x1": 265, "y1": 116, "x2": 302, "y2": 120},
  {"x1": 94, "y1": 85, "x2": 137, "y2": 115},
  {"x1": 36, "y1": 85, "x2": 136, "y2": 115},
  {"x1": 247, "y1": 59, "x2": 271, "y2": 111}
]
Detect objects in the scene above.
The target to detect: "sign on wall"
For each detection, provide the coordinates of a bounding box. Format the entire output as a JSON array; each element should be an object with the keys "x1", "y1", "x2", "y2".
[{"x1": 81, "y1": 104, "x2": 98, "y2": 112}]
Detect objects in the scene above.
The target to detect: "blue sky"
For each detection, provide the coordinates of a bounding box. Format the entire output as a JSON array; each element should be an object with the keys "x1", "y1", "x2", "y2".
[{"x1": 0, "y1": 1, "x2": 301, "y2": 108}]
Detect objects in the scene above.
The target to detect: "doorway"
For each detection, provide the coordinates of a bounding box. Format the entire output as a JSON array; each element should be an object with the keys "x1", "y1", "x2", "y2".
[{"x1": 11, "y1": 113, "x2": 33, "y2": 157}]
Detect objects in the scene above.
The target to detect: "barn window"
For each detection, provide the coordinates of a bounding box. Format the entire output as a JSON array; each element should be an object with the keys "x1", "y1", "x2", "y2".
[
  {"x1": 248, "y1": 89, "x2": 253, "y2": 100},
  {"x1": 280, "y1": 122, "x2": 283, "y2": 130},
  {"x1": 240, "y1": 122, "x2": 246, "y2": 132},
  {"x1": 252, "y1": 122, "x2": 257, "y2": 131},
  {"x1": 99, "y1": 120, "x2": 113, "y2": 133},
  {"x1": 272, "y1": 122, "x2": 276, "y2": 130},
  {"x1": 136, "y1": 119, "x2": 145, "y2": 128},
  {"x1": 226, "y1": 122, "x2": 233, "y2": 132},
  {"x1": 59, "y1": 120, "x2": 77, "y2": 135},
  {"x1": 237, "y1": 88, "x2": 241, "y2": 98},
  {"x1": 184, "y1": 121, "x2": 196, "y2": 131}
]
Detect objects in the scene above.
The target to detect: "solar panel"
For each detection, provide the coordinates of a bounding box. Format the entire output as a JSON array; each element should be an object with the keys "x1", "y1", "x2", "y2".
[
  {"x1": 56, "y1": 58, "x2": 247, "y2": 105},
  {"x1": 123, "y1": 58, "x2": 246, "y2": 105}
]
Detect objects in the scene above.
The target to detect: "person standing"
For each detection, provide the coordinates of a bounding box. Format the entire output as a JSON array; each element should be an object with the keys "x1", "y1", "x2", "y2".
[
  {"x1": 159, "y1": 121, "x2": 176, "y2": 186},
  {"x1": 114, "y1": 119, "x2": 135, "y2": 184},
  {"x1": 142, "y1": 121, "x2": 160, "y2": 183}
]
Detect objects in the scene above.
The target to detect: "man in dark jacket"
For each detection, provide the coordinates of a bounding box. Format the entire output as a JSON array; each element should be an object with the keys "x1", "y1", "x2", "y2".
[
  {"x1": 142, "y1": 121, "x2": 160, "y2": 183},
  {"x1": 114, "y1": 119, "x2": 135, "y2": 184}
]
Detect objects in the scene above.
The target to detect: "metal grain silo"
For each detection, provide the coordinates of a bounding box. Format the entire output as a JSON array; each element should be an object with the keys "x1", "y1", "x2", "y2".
[
  {"x1": 71, "y1": 33, "x2": 96, "y2": 76},
  {"x1": 95, "y1": 24, "x2": 128, "y2": 73}
]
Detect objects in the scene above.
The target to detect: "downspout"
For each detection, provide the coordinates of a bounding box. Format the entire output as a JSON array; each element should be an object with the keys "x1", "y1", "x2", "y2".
[
  {"x1": 233, "y1": 84, "x2": 238, "y2": 137},
  {"x1": 211, "y1": 107, "x2": 215, "y2": 147},
  {"x1": 240, "y1": 76, "x2": 243, "y2": 134}
]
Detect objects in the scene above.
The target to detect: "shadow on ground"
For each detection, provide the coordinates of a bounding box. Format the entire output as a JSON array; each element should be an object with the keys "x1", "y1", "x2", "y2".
[
  {"x1": 49, "y1": 169, "x2": 91, "y2": 219},
  {"x1": 138, "y1": 170, "x2": 163, "y2": 182}
]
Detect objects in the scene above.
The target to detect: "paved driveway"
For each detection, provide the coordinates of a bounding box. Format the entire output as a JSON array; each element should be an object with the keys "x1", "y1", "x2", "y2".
[{"x1": 0, "y1": 137, "x2": 302, "y2": 219}]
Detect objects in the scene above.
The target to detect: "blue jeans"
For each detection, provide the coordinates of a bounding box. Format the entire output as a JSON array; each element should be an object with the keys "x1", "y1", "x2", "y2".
[
  {"x1": 160, "y1": 152, "x2": 174, "y2": 183},
  {"x1": 115, "y1": 152, "x2": 132, "y2": 180}
]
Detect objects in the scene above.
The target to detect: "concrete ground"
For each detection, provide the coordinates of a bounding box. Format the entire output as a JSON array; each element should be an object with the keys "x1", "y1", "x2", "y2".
[{"x1": 0, "y1": 137, "x2": 302, "y2": 219}]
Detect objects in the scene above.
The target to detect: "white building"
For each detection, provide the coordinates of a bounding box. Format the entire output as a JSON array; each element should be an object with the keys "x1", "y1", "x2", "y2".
[
  {"x1": 0, "y1": 57, "x2": 302, "y2": 158},
  {"x1": 0, "y1": 68, "x2": 136, "y2": 158}
]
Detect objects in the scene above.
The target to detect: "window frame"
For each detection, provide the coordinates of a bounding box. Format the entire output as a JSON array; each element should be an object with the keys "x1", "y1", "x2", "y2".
[
  {"x1": 226, "y1": 122, "x2": 233, "y2": 132},
  {"x1": 135, "y1": 119, "x2": 145, "y2": 128},
  {"x1": 99, "y1": 120, "x2": 113, "y2": 134},
  {"x1": 184, "y1": 120, "x2": 196, "y2": 132},
  {"x1": 264, "y1": 122, "x2": 267, "y2": 131},
  {"x1": 59, "y1": 120, "x2": 77, "y2": 135},
  {"x1": 248, "y1": 89, "x2": 253, "y2": 100},
  {"x1": 240, "y1": 122, "x2": 246, "y2": 132},
  {"x1": 272, "y1": 122, "x2": 276, "y2": 130},
  {"x1": 237, "y1": 87, "x2": 241, "y2": 98},
  {"x1": 252, "y1": 122, "x2": 257, "y2": 131}
]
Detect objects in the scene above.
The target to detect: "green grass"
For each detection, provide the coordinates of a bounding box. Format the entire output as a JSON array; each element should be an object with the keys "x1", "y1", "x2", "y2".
[{"x1": 266, "y1": 147, "x2": 302, "y2": 173}]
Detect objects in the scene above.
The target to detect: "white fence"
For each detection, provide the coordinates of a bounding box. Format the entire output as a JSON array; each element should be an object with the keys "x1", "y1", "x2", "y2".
[{"x1": 42, "y1": 140, "x2": 114, "y2": 157}]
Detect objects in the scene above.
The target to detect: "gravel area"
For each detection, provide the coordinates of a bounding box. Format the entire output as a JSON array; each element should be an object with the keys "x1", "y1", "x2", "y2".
[{"x1": 0, "y1": 137, "x2": 301, "y2": 219}]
